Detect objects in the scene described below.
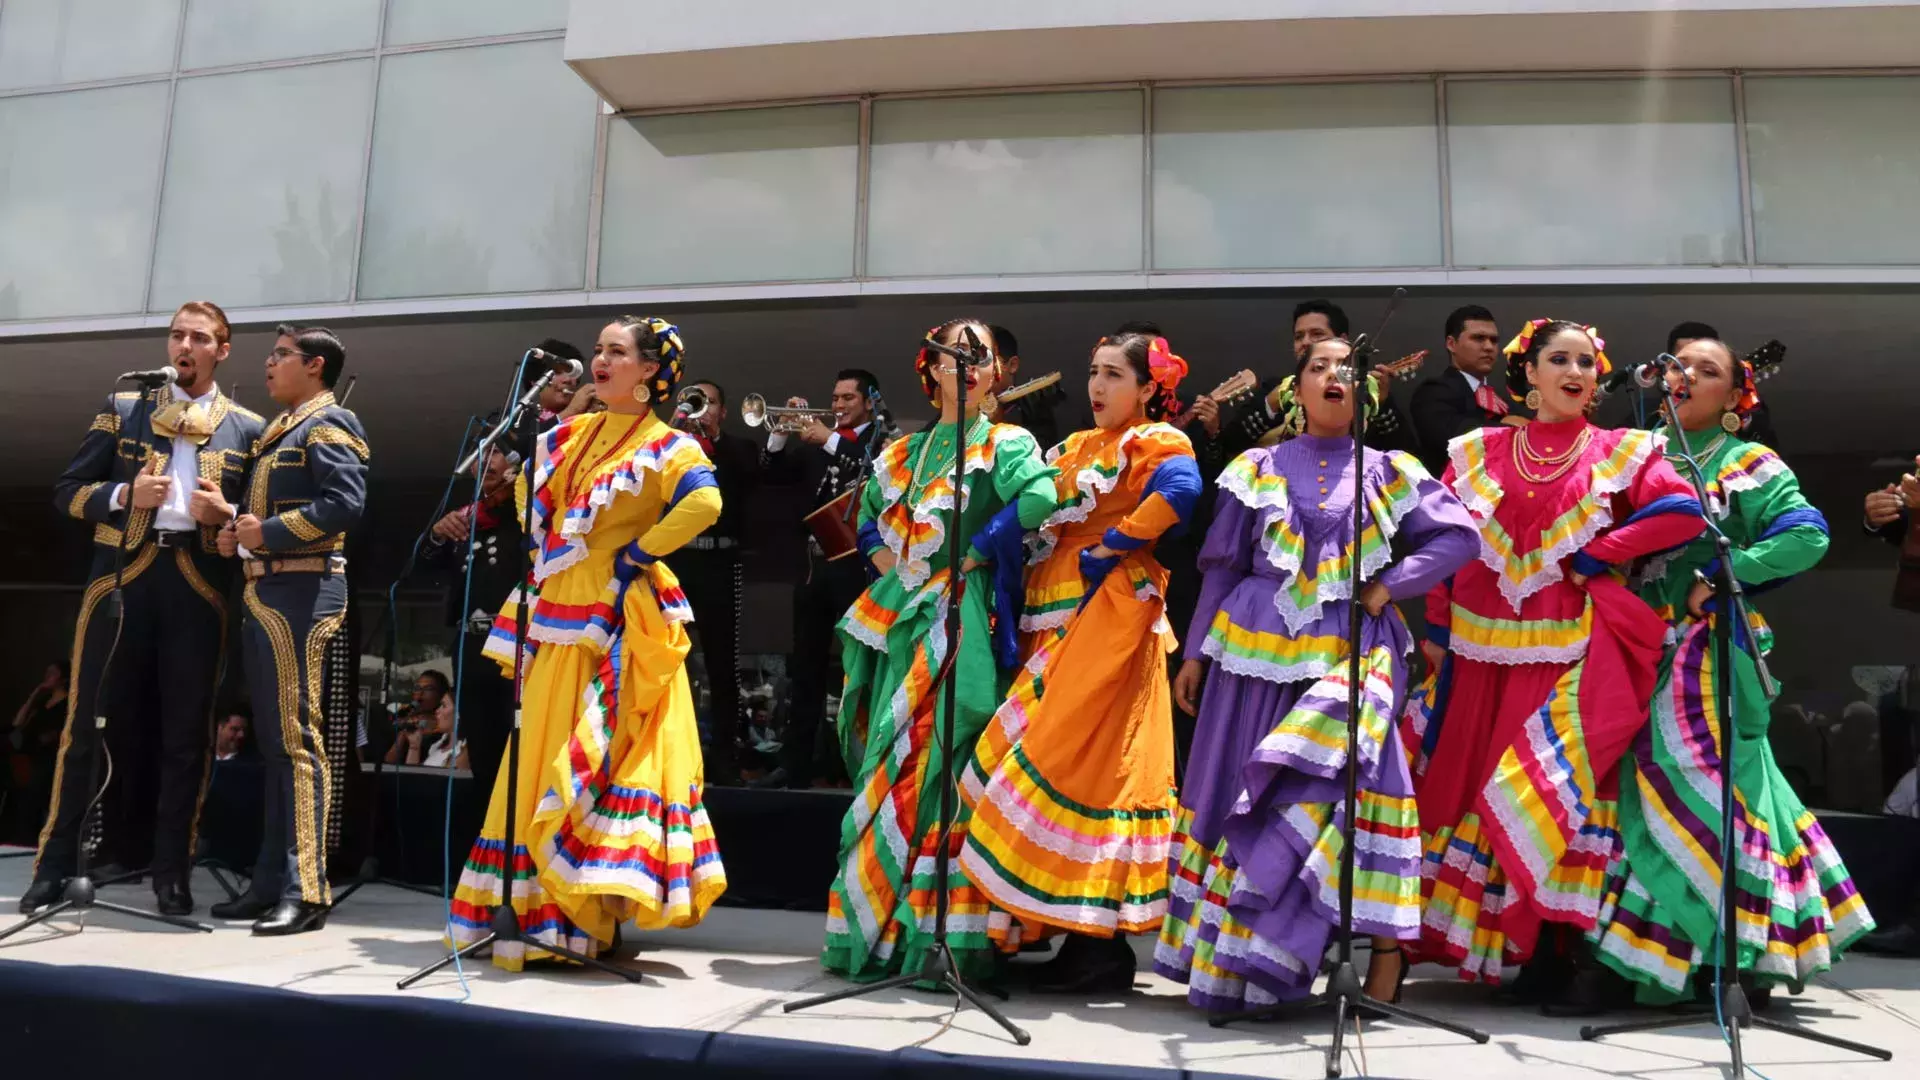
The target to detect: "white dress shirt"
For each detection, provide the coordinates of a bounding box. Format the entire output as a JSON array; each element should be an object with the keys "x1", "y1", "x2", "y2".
[
  {"x1": 1457, "y1": 368, "x2": 1484, "y2": 394},
  {"x1": 110, "y1": 382, "x2": 219, "y2": 532}
]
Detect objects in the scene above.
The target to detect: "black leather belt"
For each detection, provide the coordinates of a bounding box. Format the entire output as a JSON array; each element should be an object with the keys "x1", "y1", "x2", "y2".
[{"x1": 153, "y1": 530, "x2": 198, "y2": 549}]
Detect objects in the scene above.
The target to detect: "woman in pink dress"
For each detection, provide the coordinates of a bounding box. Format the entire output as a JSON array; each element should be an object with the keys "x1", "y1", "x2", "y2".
[{"x1": 1402, "y1": 319, "x2": 1706, "y2": 1005}]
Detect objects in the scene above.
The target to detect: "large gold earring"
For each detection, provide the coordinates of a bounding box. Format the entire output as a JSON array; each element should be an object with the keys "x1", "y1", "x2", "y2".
[
  {"x1": 633, "y1": 384, "x2": 651, "y2": 406},
  {"x1": 1525, "y1": 389, "x2": 1542, "y2": 411},
  {"x1": 1721, "y1": 410, "x2": 1742, "y2": 434}
]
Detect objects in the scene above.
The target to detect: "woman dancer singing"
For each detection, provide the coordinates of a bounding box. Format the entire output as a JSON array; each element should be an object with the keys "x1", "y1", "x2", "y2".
[
  {"x1": 961, "y1": 332, "x2": 1202, "y2": 992},
  {"x1": 1405, "y1": 319, "x2": 1705, "y2": 1002},
  {"x1": 451, "y1": 317, "x2": 727, "y2": 969},
  {"x1": 823, "y1": 319, "x2": 1058, "y2": 984},
  {"x1": 1588, "y1": 338, "x2": 1872, "y2": 1007},
  {"x1": 1156, "y1": 339, "x2": 1477, "y2": 1010}
]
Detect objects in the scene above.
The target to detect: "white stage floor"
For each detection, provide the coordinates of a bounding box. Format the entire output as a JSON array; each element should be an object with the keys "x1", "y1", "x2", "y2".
[{"x1": 1, "y1": 857, "x2": 1914, "y2": 1078}]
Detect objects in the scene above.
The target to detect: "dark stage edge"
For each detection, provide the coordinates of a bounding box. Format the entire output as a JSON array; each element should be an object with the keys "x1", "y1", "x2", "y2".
[{"x1": 0, "y1": 960, "x2": 1243, "y2": 1080}]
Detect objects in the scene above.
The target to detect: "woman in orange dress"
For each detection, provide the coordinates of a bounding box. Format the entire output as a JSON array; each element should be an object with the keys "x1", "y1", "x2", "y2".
[{"x1": 962, "y1": 332, "x2": 1202, "y2": 992}]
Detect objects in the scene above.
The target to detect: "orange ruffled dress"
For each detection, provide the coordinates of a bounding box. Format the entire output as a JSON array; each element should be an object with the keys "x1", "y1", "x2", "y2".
[{"x1": 961, "y1": 421, "x2": 1202, "y2": 945}]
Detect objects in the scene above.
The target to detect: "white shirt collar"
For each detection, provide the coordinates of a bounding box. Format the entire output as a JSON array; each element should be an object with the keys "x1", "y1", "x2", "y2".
[
  {"x1": 173, "y1": 381, "x2": 219, "y2": 406},
  {"x1": 1456, "y1": 368, "x2": 1483, "y2": 393}
]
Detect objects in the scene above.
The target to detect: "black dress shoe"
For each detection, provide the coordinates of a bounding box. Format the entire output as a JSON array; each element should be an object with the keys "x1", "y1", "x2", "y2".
[
  {"x1": 19, "y1": 878, "x2": 67, "y2": 914},
  {"x1": 1029, "y1": 933, "x2": 1137, "y2": 995},
  {"x1": 210, "y1": 894, "x2": 278, "y2": 921},
  {"x1": 252, "y1": 898, "x2": 328, "y2": 936},
  {"x1": 153, "y1": 883, "x2": 194, "y2": 917}
]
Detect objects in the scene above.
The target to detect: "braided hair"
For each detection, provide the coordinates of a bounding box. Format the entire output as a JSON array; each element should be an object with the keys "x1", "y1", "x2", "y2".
[{"x1": 609, "y1": 315, "x2": 686, "y2": 403}]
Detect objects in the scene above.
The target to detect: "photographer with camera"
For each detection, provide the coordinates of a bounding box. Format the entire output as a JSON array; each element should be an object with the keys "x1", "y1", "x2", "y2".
[{"x1": 382, "y1": 671, "x2": 451, "y2": 767}]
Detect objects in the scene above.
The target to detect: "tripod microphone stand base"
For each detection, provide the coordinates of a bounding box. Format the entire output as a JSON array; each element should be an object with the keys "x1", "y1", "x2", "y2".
[
  {"x1": 1580, "y1": 980, "x2": 1891, "y2": 1066},
  {"x1": 782, "y1": 941, "x2": 1032, "y2": 1047},
  {"x1": 0, "y1": 873, "x2": 213, "y2": 943},
  {"x1": 396, "y1": 900, "x2": 646, "y2": 989},
  {"x1": 1210, "y1": 957, "x2": 1489, "y2": 1078}
]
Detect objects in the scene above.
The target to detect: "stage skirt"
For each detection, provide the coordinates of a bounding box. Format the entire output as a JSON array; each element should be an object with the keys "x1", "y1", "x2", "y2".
[
  {"x1": 960, "y1": 559, "x2": 1178, "y2": 946},
  {"x1": 1154, "y1": 614, "x2": 1424, "y2": 1010},
  {"x1": 450, "y1": 549, "x2": 725, "y2": 970},
  {"x1": 1589, "y1": 615, "x2": 1874, "y2": 1000},
  {"x1": 1404, "y1": 578, "x2": 1664, "y2": 982}
]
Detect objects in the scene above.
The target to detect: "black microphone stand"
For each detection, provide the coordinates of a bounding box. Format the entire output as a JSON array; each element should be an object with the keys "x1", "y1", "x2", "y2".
[
  {"x1": 1579, "y1": 363, "x2": 1891, "y2": 1068},
  {"x1": 330, "y1": 418, "x2": 484, "y2": 909},
  {"x1": 1208, "y1": 290, "x2": 1488, "y2": 1075},
  {"x1": 0, "y1": 382, "x2": 211, "y2": 940},
  {"x1": 398, "y1": 360, "x2": 643, "y2": 988},
  {"x1": 782, "y1": 330, "x2": 1031, "y2": 1046}
]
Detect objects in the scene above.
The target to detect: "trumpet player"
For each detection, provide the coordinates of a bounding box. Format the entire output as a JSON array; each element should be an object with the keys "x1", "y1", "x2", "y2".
[
  {"x1": 664, "y1": 380, "x2": 760, "y2": 784},
  {"x1": 757, "y1": 369, "x2": 884, "y2": 789}
]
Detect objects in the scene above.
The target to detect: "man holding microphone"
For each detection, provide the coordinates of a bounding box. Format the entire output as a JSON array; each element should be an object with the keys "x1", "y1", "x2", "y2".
[{"x1": 24, "y1": 302, "x2": 262, "y2": 918}]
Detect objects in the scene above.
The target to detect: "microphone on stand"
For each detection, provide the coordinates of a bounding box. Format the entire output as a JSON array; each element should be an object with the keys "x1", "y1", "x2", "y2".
[
  {"x1": 526, "y1": 348, "x2": 583, "y2": 381},
  {"x1": 1602, "y1": 353, "x2": 1685, "y2": 394},
  {"x1": 117, "y1": 367, "x2": 181, "y2": 387}
]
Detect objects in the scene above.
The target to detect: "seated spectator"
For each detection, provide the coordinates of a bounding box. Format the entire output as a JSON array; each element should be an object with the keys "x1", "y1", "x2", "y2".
[
  {"x1": 383, "y1": 670, "x2": 450, "y2": 766},
  {"x1": 213, "y1": 706, "x2": 254, "y2": 762},
  {"x1": 4, "y1": 660, "x2": 68, "y2": 841}
]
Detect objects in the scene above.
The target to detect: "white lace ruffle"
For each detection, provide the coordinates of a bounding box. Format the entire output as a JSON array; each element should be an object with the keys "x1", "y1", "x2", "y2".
[{"x1": 1449, "y1": 428, "x2": 1663, "y2": 612}]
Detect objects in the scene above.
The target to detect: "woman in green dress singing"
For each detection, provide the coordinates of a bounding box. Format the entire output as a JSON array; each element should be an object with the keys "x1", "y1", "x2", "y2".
[
  {"x1": 1588, "y1": 337, "x2": 1873, "y2": 1008},
  {"x1": 822, "y1": 318, "x2": 1058, "y2": 983}
]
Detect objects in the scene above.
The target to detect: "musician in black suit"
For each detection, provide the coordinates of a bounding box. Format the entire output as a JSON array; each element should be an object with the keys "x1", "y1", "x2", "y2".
[
  {"x1": 988, "y1": 325, "x2": 1064, "y2": 450},
  {"x1": 209, "y1": 324, "x2": 369, "y2": 935},
  {"x1": 663, "y1": 380, "x2": 760, "y2": 784},
  {"x1": 1409, "y1": 305, "x2": 1523, "y2": 476},
  {"x1": 757, "y1": 368, "x2": 886, "y2": 789},
  {"x1": 422, "y1": 441, "x2": 523, "y2": 796},
  {"x1": 1215, "y1": 299, "x2": 1421, "y2": 459},
  {"x1": 24, "y1": 302, "x2": 263, "y2": 920}
]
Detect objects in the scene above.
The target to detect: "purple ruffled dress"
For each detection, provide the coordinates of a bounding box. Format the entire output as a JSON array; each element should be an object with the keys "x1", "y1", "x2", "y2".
[{"x1": 1153, "y1": 435, "x2": 1476, "y2": 1010}]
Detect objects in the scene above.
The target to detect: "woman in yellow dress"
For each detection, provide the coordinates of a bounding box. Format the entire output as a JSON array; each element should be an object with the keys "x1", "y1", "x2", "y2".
[{"x1": 451, "y1": 316, "x2": 727, "y2": 969}]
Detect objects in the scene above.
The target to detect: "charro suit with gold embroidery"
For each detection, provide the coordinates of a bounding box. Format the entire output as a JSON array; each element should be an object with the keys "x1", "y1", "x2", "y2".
[
  {"x1": 37, "y1": 386, "x2": 263, "y2": 891},
  {"x1": 236, "y1": 389, "x2": 369, "y2": 906}
]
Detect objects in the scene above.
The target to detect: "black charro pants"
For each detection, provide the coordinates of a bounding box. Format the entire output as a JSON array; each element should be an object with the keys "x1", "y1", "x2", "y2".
[
  {"x1": 454, "y1": 625, "x2": 512, "y2": 801},
  {"x1": 240, "y1": 571, "x2": 346, "y2": 905},
  {"x1": 36, "y1": 544, "x2": 227, "y2": 888},
  {"x1": 783, "y1": 550, "x2": 867, "y2": 787},
  {"x1": 671, "y1": 549, "x2": 742, "y2": 782}
]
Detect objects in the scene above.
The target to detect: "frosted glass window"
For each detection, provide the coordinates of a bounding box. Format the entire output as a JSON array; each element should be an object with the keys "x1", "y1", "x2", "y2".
[
  {"x1": 1447, "y1": 79, "x2": 1743, "y2": 267},
  {"x1": 867, "y1": 92, "x2": 1144, "y2": 277},
  {"x1": 1746, "y1": 77, "x2": 1920, "y2": 265},
  {"x1": 150, "y1": 62, "x2": 375, "y2": 311},
  {"x1": 600, "y1": 105, "x2": 858, "y2": 287},
  {"x1": 0, "y1": 83, "x2": 170, "y2": 320},
  {"x1": 0, "y1": 0, "x2": 180, "y2": 90},
  {"x1": 179, "y1": 0, "x2": 381, "y2": 69},
  {"x1": 1153, "y1": 84, "x2": 1441, "y2": 270},
  {"x1": 357, "y1": 40, "x2": 598, "y2": 300},
  {"x1": 384, "y1": 0, "x2": 569, "y2": 46}
]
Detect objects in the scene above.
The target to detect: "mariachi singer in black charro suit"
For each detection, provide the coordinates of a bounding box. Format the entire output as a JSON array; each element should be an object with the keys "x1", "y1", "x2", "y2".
[
  {"x1": 206, "y1": 324, "x2": 370, "y2": 936},
  {"x1": 23, "y1": 301, "x2": 264, "y2": 920},
  {"x1": 1408, "y1": 305, "x2": 1529, "y2": 477}
]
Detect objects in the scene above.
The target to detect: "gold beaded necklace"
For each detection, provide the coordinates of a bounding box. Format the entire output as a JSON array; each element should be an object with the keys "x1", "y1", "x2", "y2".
[{"x1": 1511, "y1": 424, "x2": 1594, "y2": 485}]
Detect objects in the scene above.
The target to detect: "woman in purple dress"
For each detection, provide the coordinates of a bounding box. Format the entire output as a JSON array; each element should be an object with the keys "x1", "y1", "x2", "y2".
[{"x1": 1155, "y1": 339, "x2": 1477, "y2": 1011}]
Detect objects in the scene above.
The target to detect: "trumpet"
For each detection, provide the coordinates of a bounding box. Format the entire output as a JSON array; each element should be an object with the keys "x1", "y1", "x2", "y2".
[
  {"x1": 673, "y1": 385, "x2": 711, "y2": 423},
  {"x1": 741, "y1": 392, "x2": 838, "y2": 434}
]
